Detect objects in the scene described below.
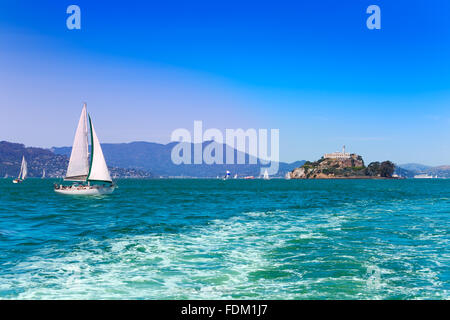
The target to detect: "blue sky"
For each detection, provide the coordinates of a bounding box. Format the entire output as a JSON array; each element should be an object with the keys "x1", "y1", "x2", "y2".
[{"x1": 0, "y1": 0, "x2": 449, "y2": 165}]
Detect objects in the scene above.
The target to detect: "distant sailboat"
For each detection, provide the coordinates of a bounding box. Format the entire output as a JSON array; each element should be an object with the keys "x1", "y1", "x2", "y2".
[
  {"x1": 234, "y1": 174, "x2": 238, "y2": 179},
  {"x1": 54, "y1": 103, "x2": 115, "y2": 195},
  {"x1": 285, "y1": 172, "x2": 291, "y2": 180},
  {"x1": 42, "y1": 168, "x2": 46, "y2": 179},
  {"x1": 263, "y1": 169, "x2": 270, "y2": 180},
  {"x1": 13, "y1": 156, "x2": 27, "y2": 183},
  {"x1": 223, "y1": 170, "x2": 231, "y2": 180}
]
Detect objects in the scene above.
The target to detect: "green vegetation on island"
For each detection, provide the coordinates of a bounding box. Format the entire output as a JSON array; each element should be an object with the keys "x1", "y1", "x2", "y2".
[{"x1": 289, "y1": 153, "x2": 395, "y2": 179}]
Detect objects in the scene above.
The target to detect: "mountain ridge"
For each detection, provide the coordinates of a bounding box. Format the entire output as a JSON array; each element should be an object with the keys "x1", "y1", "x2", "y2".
[
  {"x1": 3, "y1": 140, "x2": 450, "y2": 178},
  {"x1": 0, "y1": 141, "x2": 150, "y2": 178},
  {"x1": 396, "y1": 163, "x2": 450, "y2": 178},
  {"x1": 52, "y1": 140, "x2": 304, "y2": 177}
]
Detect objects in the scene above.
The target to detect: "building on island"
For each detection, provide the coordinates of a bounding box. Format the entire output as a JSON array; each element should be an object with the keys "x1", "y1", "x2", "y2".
[{"x1": 323, "y1": 145, "x2": 351, "y2": 160}]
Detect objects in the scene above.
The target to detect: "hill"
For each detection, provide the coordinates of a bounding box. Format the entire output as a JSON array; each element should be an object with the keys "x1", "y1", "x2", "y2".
[
  {"x1": 397, "y1": 163, "x2": 450, "y2": 178},
  {"x1": 397, "y1": 163, "x2": 432, "y2": 173},
  {"x1": 53, "y1": 141, "x2": 304, "y2": 178},
  {"x1": 4, "y1": 140, "x2": 449, "y2": 179},
  {"x1": 0, "y1": 141, "x2": 150, "y2": 178},
  {"x1": 0, "y1": 141, "x2": 68, "y2": 178},
  {"x1": 393, "y1": 166, "x2": 415, "y2": 178}
]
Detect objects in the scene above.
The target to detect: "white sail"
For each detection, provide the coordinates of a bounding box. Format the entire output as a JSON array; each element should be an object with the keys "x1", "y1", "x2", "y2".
[
  {"x1": 87, "y1": 115, "x2": 112, "y2": 183},
  {"x1": 19, "y1": 156, "x2": 27, "y2": 180},
  {"x1": 65, "y1": 104, "x2": 90, "y2": 181},
  {"x1": 17, "y1": 159, "x2": 23, "y2": 179},
  {"x1": 263, "y1": 169, "x2": 269, "y2": 180},
  {"x1": 42, "y1": 168, "x2": 46, "y2": 178},
  {"x1": 22, "y1": 157, "x2": 27, "y2": 179}
]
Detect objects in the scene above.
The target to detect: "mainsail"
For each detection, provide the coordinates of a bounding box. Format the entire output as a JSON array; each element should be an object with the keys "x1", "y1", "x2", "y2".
[
  {"x1": 87, "y1": 115, "x2": 112, "y2": 183},
  {"x1": 18, "y1": 156, "x2": 27, "y2": 180},
  {"x1": 65, "y1": 104, "x2": 90, "y2": 181}
]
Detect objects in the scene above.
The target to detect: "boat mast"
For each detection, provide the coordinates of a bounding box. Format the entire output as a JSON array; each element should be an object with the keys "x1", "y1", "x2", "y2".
[
  {"x1": 86, "y1": 114, "x2": 94, "y2": 182},
  {"x1": 17, "y1": 157, "x2": 23, "y2": 179}
]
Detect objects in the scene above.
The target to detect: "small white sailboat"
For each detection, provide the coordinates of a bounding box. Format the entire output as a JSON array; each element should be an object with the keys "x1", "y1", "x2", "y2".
[
  {"x1": 263, "y1": 169, "x2": 270, "y2": 180},
  {"x1": 54, "y1": 103, "x2": 115, "y2": 195},
  {"x1": 42, "y1": 168, "x2": 46, "y2": 179},
  {"x1": 13, "y1": 156, "x2": 27, "y2": 183},
  {"x1": 234, "y1": 174, "x2": 238, "y2": 179}
]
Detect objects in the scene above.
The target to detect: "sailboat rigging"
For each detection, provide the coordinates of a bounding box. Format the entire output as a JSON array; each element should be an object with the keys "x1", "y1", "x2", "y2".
[
  {"x1": 13, "y1": 156, "x2": 27, "y2": 183},
  {"x1": 54, "y1": 103, "x2": 115, "y2": 195}
]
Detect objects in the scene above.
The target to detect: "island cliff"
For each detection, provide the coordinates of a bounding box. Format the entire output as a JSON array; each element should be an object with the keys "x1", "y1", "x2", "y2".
[{"x1": 289, "y1": 152, "x2": 395, "y2": 179}]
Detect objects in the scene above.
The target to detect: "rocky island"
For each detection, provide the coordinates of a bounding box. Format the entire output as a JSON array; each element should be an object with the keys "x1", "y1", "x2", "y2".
[{"x1": 289, "y1": 146, "x2": 395, "y2": 179}]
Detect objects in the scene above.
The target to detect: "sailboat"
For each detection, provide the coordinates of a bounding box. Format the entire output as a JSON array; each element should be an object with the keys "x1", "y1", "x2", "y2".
[
  {"x1": 263, "y1": 169, "x2": 270, "y2": 180},
  {"x1": 13, "y1": 156, "x2": 27, "y2": 183},
  {"x1": 42, "y1": 168, "x2": 46, "y2": 179},
  {"x1": 54, "y1": 103, "x2": 115, "y2": 195},
  {"x1": 223, "y1": 170, "x2": 231, "y2": 180}
]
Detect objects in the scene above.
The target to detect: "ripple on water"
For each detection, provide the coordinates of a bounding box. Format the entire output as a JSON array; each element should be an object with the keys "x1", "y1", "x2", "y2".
[{"x1": 0, "y1": 179, "x2": 448, "y2": 299}]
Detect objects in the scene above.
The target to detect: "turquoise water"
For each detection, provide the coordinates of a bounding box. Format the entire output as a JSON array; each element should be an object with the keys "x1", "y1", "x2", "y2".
[{"x1": 0, "y1": 179, "x2": 448, "y2": 299}]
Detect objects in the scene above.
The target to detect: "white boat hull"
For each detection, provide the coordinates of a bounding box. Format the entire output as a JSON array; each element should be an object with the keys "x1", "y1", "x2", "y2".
[{"x1": 54, "y1": 185, "x2": 115, "y2": 195}]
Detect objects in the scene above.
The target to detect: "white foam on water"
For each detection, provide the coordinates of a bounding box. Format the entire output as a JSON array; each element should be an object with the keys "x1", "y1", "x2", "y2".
[
  {"x1": 1, "y1": 202, "x2": 448, "y2": 299},
  {"x1": 0, "y1": 209, "x2": 314, "y2": 298}
]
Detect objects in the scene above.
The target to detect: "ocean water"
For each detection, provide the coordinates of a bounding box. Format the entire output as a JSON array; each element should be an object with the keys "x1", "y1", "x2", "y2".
[{"x1": 0, "y1": 179, "x2": 448, "y2": 299}]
